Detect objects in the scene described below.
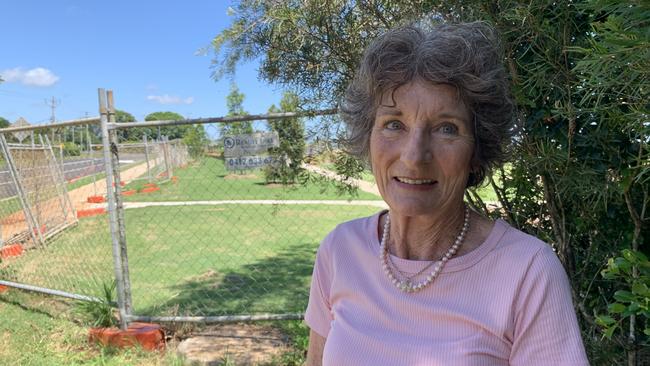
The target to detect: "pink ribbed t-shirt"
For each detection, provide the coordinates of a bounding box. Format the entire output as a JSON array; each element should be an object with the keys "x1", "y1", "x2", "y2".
[{"x1": 305, "y1": 211, "x2": 589, "y2": 365}]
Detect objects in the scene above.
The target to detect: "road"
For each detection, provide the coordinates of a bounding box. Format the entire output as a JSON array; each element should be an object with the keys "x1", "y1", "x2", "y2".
[{"x1": 0, "y1": 154, "x2": 146, "y2": 200}]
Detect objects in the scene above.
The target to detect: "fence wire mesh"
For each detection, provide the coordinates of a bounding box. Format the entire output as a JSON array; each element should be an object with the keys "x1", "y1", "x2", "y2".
[
  {"x1": 112, "y1": 122, "x2": 383, "y2": 319},
  {"x1": 0, "y1": 124, "x2": 114, "y2": 300},
  {"x1": 0, "y1": 109, "x2": 386, "y2": 322}
]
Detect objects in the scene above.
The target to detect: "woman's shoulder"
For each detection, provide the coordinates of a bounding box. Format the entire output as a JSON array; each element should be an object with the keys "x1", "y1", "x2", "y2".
[
  {"x1": 318, "y1": 211, "x2": 383, "y2": 254},
  {"x1": 493, "y1": 219, "x2": 563, "y2": 269}
]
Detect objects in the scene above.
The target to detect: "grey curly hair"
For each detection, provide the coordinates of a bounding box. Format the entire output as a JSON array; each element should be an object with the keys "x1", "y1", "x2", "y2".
[{"x1": 340, "y1": 21, "x2": 515, "y2": 187}]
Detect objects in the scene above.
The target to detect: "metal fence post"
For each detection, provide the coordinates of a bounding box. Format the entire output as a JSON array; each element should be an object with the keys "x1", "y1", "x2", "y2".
[
  {"x1": 161, "y1": 136, "x2": 170, "y2": 180},
  {"x1": 106, "y1": 90, "x2": 134, "y2": 319},
  {"x1": 98, "y1": 88, "x2": 129, "y2": 330},
  {"x1": 86, "y1": 126, "x2": 98, "y2": 196},
  {"x1": 165, "y1": 136, "x2": 173, "y2": 179},
  {"x1": 144, "y1": 135, "x2": 152, "y2": 183}
]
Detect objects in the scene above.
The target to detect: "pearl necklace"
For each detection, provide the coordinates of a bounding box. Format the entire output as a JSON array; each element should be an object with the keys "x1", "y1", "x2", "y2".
[{"x1": 380, "y1": 206, "x2": 470, "y2": 293}]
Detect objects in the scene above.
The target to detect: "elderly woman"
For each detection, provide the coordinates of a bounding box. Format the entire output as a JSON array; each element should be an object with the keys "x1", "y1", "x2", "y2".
[{"x1": 304, "y1": 22, "x2": 588, "y2": 365}]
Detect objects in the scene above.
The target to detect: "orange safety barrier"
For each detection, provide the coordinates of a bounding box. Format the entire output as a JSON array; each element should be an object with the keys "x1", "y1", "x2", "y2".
[
  {"x1": 33, "y1": 224, "x2": 46, "y2": 236},
  {"x1": 0, "y1": 244, "x2": 23, "y2": 259},
  {"x1": 140, "y1": 187, "x2": 160, "y2": 193},
  {"x1": 88, "y1": 323, "x2": 165, "y2": 351},
  {"x1": 77, "y1": 208, "x2": 106, "y2": 218},
  {"x1": 87, "y1": 196, "x2": 106, "y2": 203}
]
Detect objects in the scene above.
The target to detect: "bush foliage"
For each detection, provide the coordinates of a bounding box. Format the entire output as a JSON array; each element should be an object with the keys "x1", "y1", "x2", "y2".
[{"x1": 213, "y1": 1, "x2": 648, "y2": 363}]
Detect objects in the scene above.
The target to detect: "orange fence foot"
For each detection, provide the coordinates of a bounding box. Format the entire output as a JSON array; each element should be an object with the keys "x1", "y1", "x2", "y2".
[
  {"x1": 121, "y1": 190, "x2": 137, "y2": 196},
  {"x1": 88, "y1": 323, "x2": 165, "y2": 351},
  {"x1": 87, "y1": 196, "x2": 106, "y2": 203},
  {"x1": 140, "y1": 187, "x2": 160, "y2": 193},
  {"x1": 33, "y1": 224, "x2": 46, "y2": 236},
  {"x1": 0, "y1": 244, "x2": 23, "y2": 259},
  {"x1": 77, "y1": 208, "x2": 106, "y2": 218}
]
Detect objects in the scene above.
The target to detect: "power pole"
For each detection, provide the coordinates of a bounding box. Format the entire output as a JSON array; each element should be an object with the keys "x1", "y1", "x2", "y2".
[
  {"x1": 45, "y1": 97, "x2": 60, "y2": 143},
  {"x1": 45, "y1": 97, "x2": 60, "y2": 124}
]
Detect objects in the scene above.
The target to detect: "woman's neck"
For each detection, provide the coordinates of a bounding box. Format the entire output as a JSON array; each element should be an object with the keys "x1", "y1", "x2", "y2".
[{"x1": 385, "y1": 204, "x2": 467, "y2": 261}]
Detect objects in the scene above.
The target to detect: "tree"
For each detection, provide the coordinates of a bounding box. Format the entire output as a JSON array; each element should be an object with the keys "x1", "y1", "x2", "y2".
[
  {"x1": 0, "y1": 117, "x2": 9, "y2": 129},
  {"x1": 183, "y1": 125, "x2": 208, "y2": 159},
  {"x1": 113, "y1": 109, "x2": 137, "y2": 141},
  {"x1": 220, "y1": 83, "x2": 253, "y2": 137},
  {"x1": 264, "y1": 91, "x2": 305, "y2": 183},
  {"x1": 144, "y1": 111, "x2": 190, "y2": 140},
  {"x1": 212, "y1": 1, "x2": 649, "y2": 363}
]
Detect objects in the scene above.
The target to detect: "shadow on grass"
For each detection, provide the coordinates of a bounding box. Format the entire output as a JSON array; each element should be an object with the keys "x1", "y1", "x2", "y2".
[{"x1": 139, "y1": 242, "x2": 316, "y2": 317}]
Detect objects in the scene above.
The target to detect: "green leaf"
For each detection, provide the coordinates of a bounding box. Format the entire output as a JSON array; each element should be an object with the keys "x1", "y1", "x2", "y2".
[
  {"x1": 603, "y1": 325, "x2": 618, "y2": 339},
  {"x1": 613, "y1": 290, "x2": 635, "y2": 303},
  {"x1": 644, "y1": 328, "x2": 650, "y2": 336},
  {"x1": 632, "y1": 282, "x2": 649, "y2": 296},
  {"x1": 596, "y1": 315, "x2": 616, "y2": 326},
  {"x1": 607, "y1": 303, "x2": 626, "y2": 314}
]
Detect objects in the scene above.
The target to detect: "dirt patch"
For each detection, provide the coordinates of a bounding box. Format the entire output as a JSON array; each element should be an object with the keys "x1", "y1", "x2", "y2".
[
  {"x1": 176, "y1": 323, "x2": 290, "y2": 365},
  {"x1": 224, "y1": 173, "x2": 258, "y2": 180}
]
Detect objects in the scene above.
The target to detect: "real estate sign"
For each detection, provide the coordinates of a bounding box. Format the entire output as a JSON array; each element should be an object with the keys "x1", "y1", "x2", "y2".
[{"x1": 223, "y1": 132, "x2": 280, "y2": 170}]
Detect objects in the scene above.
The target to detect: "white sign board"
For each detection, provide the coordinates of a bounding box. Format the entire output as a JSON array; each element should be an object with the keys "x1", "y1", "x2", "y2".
[
  {"x1": 223, "y1": 132, "x2": 279, "y2": 157},
  {"x1": 11, "y1": 117, "x2": 31, "y2": 143},
  {"x1": 223, "y1": 132, "x2": 280, "y2": 171},
  {"x1": 225, "y1": 155, "x2": 279, "y2": 170}
]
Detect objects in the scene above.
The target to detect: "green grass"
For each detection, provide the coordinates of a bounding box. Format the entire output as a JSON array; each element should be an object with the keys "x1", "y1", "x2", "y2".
[
  {"x1": 470, "y1": 183, "x2": 498, "y2": 203},
  {"x1": 122, "y1": 157, "x2": 381, "y2": 201},
  {"x1": 0, "y1": 292, "x2": 184, "y2": 366},
  {"x1": 4, "y1": 203, "x2": 379, "y2": 313},
  {"x1": 1, "y1": 202, "x2": 378, "y2": 365}
]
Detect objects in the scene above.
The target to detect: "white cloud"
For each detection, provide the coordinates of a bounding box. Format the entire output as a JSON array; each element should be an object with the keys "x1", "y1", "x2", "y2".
[
  {"x1": 1, "y1": 67, "x2": 60, "y2": 87},
  {"x1": 146, "y1": 94, "x2": 194, "y2": 105}
]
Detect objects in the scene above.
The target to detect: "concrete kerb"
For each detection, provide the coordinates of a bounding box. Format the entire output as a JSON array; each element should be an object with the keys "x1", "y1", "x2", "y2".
[{"x1": 86, "y1": 200, "x2": 389, "y2": 210}]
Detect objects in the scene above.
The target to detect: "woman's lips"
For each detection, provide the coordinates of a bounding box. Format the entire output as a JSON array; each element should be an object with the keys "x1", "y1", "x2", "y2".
[{"x1": 393, "y1": 177, "x2": 437, "y2": 190}]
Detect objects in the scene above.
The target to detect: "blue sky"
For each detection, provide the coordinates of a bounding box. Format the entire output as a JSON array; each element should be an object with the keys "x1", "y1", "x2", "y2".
[{"x1": 0, "y1": 1, "x2": 283, "y2": 126}]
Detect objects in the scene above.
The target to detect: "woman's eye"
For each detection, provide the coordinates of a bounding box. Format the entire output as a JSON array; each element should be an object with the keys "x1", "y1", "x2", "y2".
[
  {"x1": 385, "y1": 121, "x2": 403, "y2": 130},
  {"x1": 438, "y1": 123, "x2": 458, "y2": 135}
]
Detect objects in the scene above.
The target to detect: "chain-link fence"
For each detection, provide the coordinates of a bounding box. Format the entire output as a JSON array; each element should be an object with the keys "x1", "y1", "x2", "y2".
[{"x1": 0, "y1": 89, "x2": 385, "y2": 327}]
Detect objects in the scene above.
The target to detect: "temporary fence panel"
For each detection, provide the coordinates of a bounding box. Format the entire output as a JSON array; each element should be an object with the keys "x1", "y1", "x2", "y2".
[
  {"x1": 0, "y1": 135, "x2": 77, "y2": 248},
  {"x1": 0, "y1": 121, "x2": 115, "y2": 302}
]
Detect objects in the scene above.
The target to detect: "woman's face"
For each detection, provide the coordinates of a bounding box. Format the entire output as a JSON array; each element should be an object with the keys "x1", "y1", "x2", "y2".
[{"x1": 370, "y1": 80, "x2": 474, "y2": 217}]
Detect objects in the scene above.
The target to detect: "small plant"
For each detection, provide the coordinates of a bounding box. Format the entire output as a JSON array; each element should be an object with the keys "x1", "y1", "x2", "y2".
[
  {"x1": 62, "y1": 141, "x2": 81, "y2": 157},
  {"x1": 75, "y1": 281, "x2": 118, "y2": 328},
  {"x1": 596, "y1": 250, "x2": 650, "y2": 340}
]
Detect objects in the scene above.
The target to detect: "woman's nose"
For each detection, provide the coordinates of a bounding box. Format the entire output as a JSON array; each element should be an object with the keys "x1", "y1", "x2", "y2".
[{"x1": 401, "y1": 129, "x2": 432, "y2": 167}]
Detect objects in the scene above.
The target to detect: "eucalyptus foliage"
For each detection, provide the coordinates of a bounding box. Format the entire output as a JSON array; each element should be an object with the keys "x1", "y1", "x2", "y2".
[
  {"x1": 265, "y1": 91, "x2": 306, "y2": 184},
  {"x1": 213, "y1": 1, "x2": 648, "y2": 363},
  {"x1": 222, "y1": 83, "x2": 253, "y2": 137}
]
